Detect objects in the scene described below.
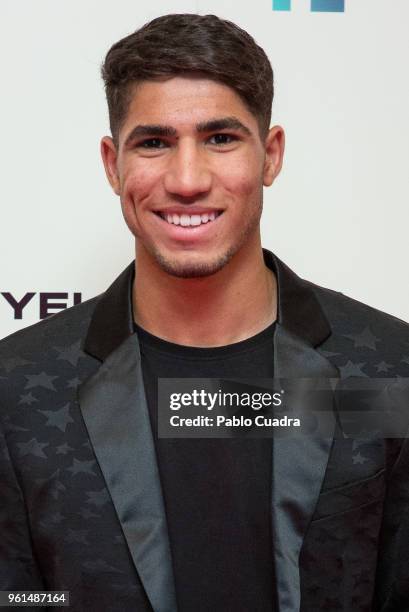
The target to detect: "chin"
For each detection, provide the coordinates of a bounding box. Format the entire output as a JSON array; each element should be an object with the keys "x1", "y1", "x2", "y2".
[{"x1": 152, "y1": 248, "x2": 236, "y2": 279}]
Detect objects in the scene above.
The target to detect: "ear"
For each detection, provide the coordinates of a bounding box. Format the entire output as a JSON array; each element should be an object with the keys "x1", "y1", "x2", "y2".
[
  {"x1": 100, "y1": 136, "x2": 121, "y2": 195},
  {"x1": 263, "y1": 126, "x2": 285, "y2": 187}
]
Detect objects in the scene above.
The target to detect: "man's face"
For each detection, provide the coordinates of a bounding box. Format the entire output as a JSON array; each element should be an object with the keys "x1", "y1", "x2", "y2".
[{"x1": 101, "y1": 76, "x2": 284, "y2": 278}]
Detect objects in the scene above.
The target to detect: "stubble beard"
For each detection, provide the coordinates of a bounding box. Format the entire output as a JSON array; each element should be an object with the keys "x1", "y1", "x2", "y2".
[{"x1": 147, "y1": 197, "x2": 263, "y2": 279}]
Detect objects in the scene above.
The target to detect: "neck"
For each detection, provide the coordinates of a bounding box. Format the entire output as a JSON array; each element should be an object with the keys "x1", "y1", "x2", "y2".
[{"x1": 132, "y1": 241, "x2": 277, "y2": 348}]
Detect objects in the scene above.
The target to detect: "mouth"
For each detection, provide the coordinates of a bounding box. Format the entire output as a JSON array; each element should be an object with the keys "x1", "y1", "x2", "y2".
[{"x1": 153, "y1": 210, "x2": 224, "y2": 228}]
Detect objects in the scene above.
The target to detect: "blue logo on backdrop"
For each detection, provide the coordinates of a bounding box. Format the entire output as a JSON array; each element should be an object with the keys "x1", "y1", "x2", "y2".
[{"x1": 273, "y1": 0, "x2": 344, "y2": 11}]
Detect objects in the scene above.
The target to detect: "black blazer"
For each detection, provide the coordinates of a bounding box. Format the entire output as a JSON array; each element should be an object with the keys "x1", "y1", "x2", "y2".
[{"x1": 1, "y1": 249, "x2": 409, "y2": 612}]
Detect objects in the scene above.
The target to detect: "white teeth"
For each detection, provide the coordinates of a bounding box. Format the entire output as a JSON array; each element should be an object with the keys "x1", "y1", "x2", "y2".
[
  {"x1": 159, "y1": 211, "x2": 221, "y2": 226},
  {"x1": 190, "y1": 215, "x2": 201, "y2": 226}
]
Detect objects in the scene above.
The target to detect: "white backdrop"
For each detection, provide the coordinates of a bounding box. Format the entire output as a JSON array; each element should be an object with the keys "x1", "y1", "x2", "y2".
[{"x1": 1, "y1": 0, "x2": 408, "y2": 339}]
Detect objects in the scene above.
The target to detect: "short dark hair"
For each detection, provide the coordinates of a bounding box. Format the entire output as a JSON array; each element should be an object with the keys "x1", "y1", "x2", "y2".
[{"x1": 101, "y1": 13, "x2": 274, "y2": 146}]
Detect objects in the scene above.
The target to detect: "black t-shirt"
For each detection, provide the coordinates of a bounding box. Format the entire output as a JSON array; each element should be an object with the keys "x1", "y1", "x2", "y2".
[{"x1": 134, "y1": 321, "x2": 276, "y2": 612}]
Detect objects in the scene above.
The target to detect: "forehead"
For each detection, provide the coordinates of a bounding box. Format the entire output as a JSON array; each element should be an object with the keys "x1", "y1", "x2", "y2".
[{"x1": 121, "y1": 76, "x2": 258, "y2": 132}]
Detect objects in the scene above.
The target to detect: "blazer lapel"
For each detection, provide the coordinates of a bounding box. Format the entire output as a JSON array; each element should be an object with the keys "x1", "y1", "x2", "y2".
[
  {"x1": 264, "y1": 251, "x2": 340, "y2": 612},
  {"x1": 78, "y1": 263, "x2": 177, "y2": 612}
]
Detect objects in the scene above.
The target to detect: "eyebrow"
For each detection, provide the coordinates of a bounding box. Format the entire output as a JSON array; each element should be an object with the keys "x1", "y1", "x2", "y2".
[
  {"x1": 124, "y1": 116, "x2": 251, "y2": 147},
  {"x1": 196, "y1": 117, "x2": 251, "y2": 136}
]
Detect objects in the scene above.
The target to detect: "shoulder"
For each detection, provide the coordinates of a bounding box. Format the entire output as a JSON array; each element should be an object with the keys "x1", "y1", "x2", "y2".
[
  {"x1": 0, "y1": 295, "x2": 107, "y2": 428},
  {"x1": 307, "y1": 281, "x2": 409, "y2": 376},
  {"x1": 311, "y1": 282, "x2": 409, "y2": 337},
  {"x1": 0, "y1": 295, "x2": 101, "y2": 360}
]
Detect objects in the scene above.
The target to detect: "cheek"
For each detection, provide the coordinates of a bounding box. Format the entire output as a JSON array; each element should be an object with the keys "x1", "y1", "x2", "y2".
[
  {"x1": 121, "y1": 168, "x2": 159, "y2": 214},
  {"x1": 223, "y1": 158, "x2": 264, "y2": 200}
]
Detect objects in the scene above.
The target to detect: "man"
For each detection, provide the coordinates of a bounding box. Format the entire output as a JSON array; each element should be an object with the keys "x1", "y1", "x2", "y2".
[{"x1": 1, "y1": 12, "x2": 409, "y2": 612}]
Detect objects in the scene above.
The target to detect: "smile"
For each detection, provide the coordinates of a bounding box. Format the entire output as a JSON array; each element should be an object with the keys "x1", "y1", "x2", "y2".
[{"x1": 154, "y1": 211, "x2": 223, "y2": 227}]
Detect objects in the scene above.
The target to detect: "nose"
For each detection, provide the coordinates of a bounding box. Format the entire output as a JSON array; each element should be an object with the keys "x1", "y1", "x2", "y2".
[{"x1": 163, "y1": 140, "x2": 212, "y2": 199}]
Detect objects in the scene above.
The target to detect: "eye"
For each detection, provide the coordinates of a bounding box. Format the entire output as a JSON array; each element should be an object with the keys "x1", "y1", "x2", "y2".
[
  {"x1": 208, "y1": 133, "x2": 238, "y2": 146},
  {"x1": 137, "y1": 138, "x2": 168, "y2": 149}
]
